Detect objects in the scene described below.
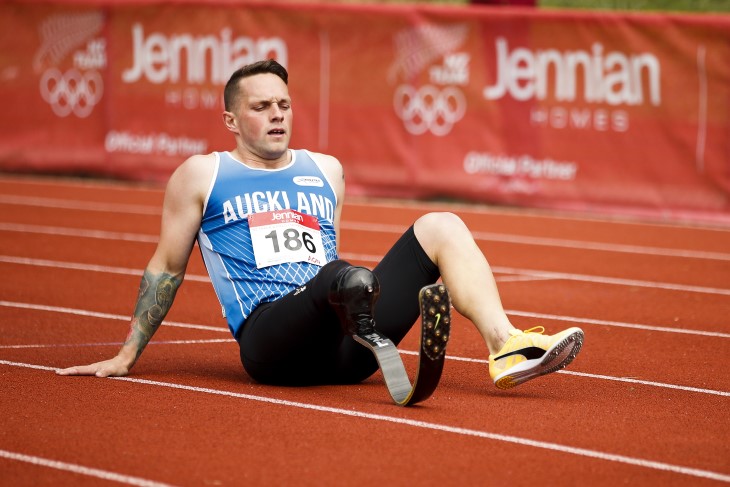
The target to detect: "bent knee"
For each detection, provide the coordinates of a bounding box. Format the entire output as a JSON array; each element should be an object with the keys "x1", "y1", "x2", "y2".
[
  {"x1": 413, "y1": 212, "x2": 471, "y2": 256},
  {"x1": 415, "y1": 212, "x2": 468, "y2": 236}
]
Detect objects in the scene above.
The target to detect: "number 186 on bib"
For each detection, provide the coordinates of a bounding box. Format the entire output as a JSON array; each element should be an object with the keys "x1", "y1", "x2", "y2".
[{"x1": 248, "y1": 210, "x2": 327, "y2": 269}]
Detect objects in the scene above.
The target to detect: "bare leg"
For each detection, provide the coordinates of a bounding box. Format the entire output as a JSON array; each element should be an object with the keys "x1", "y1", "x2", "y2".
[{"x1": 414, "y1": 212, "x2": 515, "y2": 354}]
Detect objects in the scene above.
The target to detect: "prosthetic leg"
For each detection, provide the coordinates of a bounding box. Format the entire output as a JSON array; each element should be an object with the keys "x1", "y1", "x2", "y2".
[
  {"x1": 329, "y1": 266, "x2": 451, "y2": 407},
  {"x1": 328, "y1": 266, "x2": 380, "y2": 337}
]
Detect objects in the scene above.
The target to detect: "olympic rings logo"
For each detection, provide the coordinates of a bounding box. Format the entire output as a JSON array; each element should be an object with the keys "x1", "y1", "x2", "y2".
[
  {"x1": 40, "y1": 68, "x2": 103, "y2": 118},
  {"x1": 393, "y1": 85, "x2": 466, "y2": 136}
]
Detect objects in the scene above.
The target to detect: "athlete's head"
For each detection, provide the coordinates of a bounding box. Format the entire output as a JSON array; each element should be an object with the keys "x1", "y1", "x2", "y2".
[
  {"x1": 222, "y1": 59, "x2": 293, "y2": 164},
  {"x1": 224, "y1": 59, "x2": 288, "y2": 112}
]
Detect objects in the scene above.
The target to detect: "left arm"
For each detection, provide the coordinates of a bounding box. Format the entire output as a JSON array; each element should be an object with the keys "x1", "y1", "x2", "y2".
[{"x1": 310, "y1": 152, "x2": 345, "y2": 251}]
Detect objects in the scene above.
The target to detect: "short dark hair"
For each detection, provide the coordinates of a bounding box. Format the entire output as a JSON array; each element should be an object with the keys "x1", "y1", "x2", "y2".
[{"x1": 224, "y1": 59, "x2": 289, "y2": 111}]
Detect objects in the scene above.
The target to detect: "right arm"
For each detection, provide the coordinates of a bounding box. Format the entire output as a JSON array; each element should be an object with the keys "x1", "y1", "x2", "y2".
[{"x1": 56, "y1": 153, "x2": 216, "y2": 377}]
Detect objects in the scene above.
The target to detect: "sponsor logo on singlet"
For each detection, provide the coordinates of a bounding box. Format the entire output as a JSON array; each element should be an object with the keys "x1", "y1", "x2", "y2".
[{"x1": 293, "y1": 176, "x2": 324, "y2": 187}]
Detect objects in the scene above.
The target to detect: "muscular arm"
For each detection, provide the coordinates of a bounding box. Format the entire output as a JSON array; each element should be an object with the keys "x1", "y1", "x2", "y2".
[
  {"x1": 310, "y1": 151, "x2": 345, "y2": 250},
  {"x1": 124, "y1": 269, "x2": 183, "y2": 364},
  {"x1": 57, "y1": 154, "x2": 215, "y2": 377}
]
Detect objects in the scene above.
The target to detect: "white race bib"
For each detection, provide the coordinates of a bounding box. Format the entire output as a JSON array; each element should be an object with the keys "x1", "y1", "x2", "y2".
[{"x1": 248, "y1": 210, "x2": 327, "y2": 269}]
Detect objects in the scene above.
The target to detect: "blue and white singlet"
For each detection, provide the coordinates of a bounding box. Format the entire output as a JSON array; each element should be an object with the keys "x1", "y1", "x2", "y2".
[{"x1": 197, "y1": 150, "x2": 339, "y2": 337}]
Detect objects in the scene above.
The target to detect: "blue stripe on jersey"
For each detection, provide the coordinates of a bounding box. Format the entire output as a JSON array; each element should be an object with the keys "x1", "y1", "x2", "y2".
[{"x1": 197, "y1": 150, "x2": 339, "y2": 337}]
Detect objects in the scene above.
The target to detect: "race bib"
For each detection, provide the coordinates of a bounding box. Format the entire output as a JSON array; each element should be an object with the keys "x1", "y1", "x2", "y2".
[{"x1": 248, "y1": 209, "x2": 327, "y2": 269}]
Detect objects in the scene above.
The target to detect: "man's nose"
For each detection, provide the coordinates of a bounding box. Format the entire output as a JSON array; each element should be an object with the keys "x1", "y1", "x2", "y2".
[{"x1": 270, "y1": 104, "x2": 284, "y2": 120}]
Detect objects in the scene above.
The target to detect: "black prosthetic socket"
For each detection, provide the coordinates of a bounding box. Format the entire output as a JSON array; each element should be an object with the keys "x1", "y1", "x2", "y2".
[{"x1": 328, "y1": 266, "x2": 380, "y2": 336}]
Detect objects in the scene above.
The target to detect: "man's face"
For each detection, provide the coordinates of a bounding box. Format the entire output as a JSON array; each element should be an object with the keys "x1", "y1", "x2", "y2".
[{"x1": 228, "y1": 73, "x2": 293, "y2": 161}]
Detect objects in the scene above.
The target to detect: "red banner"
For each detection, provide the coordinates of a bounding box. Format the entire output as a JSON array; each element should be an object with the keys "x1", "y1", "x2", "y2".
[{"x1": 1, "y1": 1, "x2": 728, "y2": 223}]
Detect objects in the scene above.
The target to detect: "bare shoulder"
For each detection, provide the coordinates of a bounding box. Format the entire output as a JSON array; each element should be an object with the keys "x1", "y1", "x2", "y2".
[
  {"x1": 168, "y1": 152, "x2": 217, "y2": 199},
  {"x1": 175, "y1": 153, "x2": 217, "y2": 181},
  {"x1": 306, "y1": 150, "x2": 344, "y2": 188},
  {"x1": 306, "y1": 151, "x2": 342, "y2": 173}
]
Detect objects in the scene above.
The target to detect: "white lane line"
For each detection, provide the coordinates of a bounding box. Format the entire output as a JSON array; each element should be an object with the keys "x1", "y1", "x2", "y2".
[
  {"x1": 2, "y1": 291, "x2": 727, "y2": 340},
  {"x1": 504, "y1": 310, "x2": 730, "y2": 338},
  {"x1": 399, "y1": 351, "x2": 730, "y2": 397},
  {"x1": 493, "y1": 274, "x2": 558, "y2": 283},
  {"x1": 340, "y1": 252, "x2": 730, "y2": 296},
  {"x1": 344, "y1": 198, "x2": 730, "y2": 233},
  {"x1": 2, "y1": 359, "x2": 728, "y2": 484},
  {"x1": 3, "y1": 182, "x2": 729, "y2": 232},
  {"x1": 0, "y1": 255, "x2": 146, "y2": 277},
  {"x1": 0, "y1": 195, "x2": 162, "y2": 215},
  {"x1": 473, "y1": 229, "x2": 730, "y2": 262},
  {"x1": 4, "y1": 254, "x2": 730, "y2": 336},
  {"x1": 493, "y1": 266, "x2": 730, "y2": 296},
  {"x1": 1, "y1": 300, "x2": 727, "y2": 397},
  {"x1": 0, "y1": 300, "x2": 226, "y2": 333},
  {"x1": 0, "y1": 222, "x2": 158, "y2": 243},
  {"x1": 2, "y1": 252, "x2": 729, "y2": 298},
  {"x1": 3, "y1": 202, "x2": 729, "y2": 262},
  {"x1": 0, "y1": 339, "x2": 231, "y2": 349},
  {"x1": 0, "y1": 178, "x2": 162, "y2": 194},
  {"x1": 0, "y1": 255, "x2": 207, "y2": 283},
  {"x1": 0, "y1": 448, "x2": 176, "y2": 487},
  {"x1": 341, "y1": 221, "x2": 730, "y2": 262},
  {"x1": 558, "y1": 370, "x2": 730, "y2": 398}
]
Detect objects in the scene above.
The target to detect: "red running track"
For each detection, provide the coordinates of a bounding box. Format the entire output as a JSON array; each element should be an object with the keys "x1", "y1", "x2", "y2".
[{"x1": 1, "y1": 174, "x2": 729, "y2": 486}]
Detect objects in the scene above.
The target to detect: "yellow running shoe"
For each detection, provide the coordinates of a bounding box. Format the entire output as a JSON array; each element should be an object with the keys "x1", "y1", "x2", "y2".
[{"x1": 489, "y1": 326, "x2": 584, "y2": 389}]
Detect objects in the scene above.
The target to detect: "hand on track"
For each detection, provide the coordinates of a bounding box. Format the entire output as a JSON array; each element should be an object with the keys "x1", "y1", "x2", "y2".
[{"x1": 56, "y1": 357, "x2": 131, "y2": 377}]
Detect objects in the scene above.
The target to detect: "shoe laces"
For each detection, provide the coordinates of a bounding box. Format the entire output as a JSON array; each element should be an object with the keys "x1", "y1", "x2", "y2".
[
  {"x1": 509, "y1": 326, "x2": 545, "y2": 338},
  {"x1": 523, "y1": 326, "x2": 545, "y2": 335},
  {"x1": 490, "y1": 326, "x2": 547, "y2": 361},
  {"x1": 502, "y1": 326, "x2": 546, "y2": 350}
]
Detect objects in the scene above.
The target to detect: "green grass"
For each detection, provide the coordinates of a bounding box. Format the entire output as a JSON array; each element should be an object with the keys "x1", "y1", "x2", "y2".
[
  {"x1": 337, "y1": 0, "x2": 730, "y2": 12},
  {"x1": 539, "y1": 0, "x2": 730, "y2": 13}
]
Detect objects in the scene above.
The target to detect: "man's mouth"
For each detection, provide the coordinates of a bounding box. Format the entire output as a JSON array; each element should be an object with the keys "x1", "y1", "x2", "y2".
[{"x1": 268, "y1": 128, "x2": 286, "y2": 135}]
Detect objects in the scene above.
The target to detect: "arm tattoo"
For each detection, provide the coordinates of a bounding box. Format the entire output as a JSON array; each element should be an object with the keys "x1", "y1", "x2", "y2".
[{"x1": 125, "y1": 270, "x2": 182, "y2": 362}]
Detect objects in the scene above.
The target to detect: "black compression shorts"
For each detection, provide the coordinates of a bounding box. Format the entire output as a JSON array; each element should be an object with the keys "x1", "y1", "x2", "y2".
[{"x1": 237, "y1": 225, "x2": 440, "y2": 386}]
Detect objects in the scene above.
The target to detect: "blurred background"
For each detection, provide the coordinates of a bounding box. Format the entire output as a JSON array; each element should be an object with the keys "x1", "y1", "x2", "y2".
[{"x1": 1, "y1": 0, "x2": 728, "y2": 224}]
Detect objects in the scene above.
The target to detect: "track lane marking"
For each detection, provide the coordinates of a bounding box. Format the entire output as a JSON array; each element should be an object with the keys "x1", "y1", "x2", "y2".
[
  {"x1": 0, "y1": 448, "x2": 176, "y2": 487},
  {"x1": 2, "y1": 252, "x2": 729, "y2": 296},
  {"x1": 0, "y1": 300, "x2": 225, "y2": 332},
  {"x1": 398, "y1": 351, "x2": 730, "y2": 397},
  {"x1": 3, "y1": 179, "x2": 728, "y2": 483},
  {"x1": 0, "y1": 338, "x2": 231, "y2": 349},
  {"x1": 3, "y1": 198, "x2": 730, "y2": 261},
  {"x1": 0, "y1": 195, "x2": 162, "y2": 215},
  {"x1": 503, "y1": 309, "x2": 730, "y2": 338},
  {"x1": 0, "y1": 222, "x2": 159, "y2": 243},
  {"x1": 2, "y1": 336, "x2": 726, "y2": 397},
  {"x1": 2, "y1": 182, "x2": 729, "y2": 231},
  {"x1": 345, "y1": 198, "x2": 730, "y2": 231},
  {"x1": 342, "y1": 221, "x2": 730, "y2": 262},
  {"x1": 2, "y1": 296, "x2": 728, "y2": 339},
  {"x1": 492, "y1": 265, "x2": 730, "y2": 296},
  {"x1": 2, "y1": 359, "x2": 728, "y2": 484},
  {"x1": 1, "y1": 300, "x2": 727, "y2": 397}
]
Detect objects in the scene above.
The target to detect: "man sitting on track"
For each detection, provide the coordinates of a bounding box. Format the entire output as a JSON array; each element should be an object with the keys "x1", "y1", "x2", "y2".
[{"x1": 57, "y1": 59, "x2": 583, "y2": 391}]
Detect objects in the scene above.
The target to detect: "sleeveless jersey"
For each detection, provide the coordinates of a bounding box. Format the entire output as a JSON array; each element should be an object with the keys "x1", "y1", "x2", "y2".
[{"x1": 197, "y1": 150, "x2": 339, "y2": 337}]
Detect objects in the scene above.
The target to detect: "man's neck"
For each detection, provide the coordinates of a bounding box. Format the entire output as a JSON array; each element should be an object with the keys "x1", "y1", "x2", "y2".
[{"x1": 230, "y1": 148, "x2": 291, "y2": 169}]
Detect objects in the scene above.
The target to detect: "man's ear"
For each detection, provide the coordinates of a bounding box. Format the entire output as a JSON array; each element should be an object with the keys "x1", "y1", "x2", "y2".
[{"x1": 222, "y1": 111, "x2": 238, "y2": 133}]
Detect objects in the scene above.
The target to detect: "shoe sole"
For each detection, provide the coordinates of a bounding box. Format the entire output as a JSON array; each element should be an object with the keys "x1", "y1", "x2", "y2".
[{"x1": 493, "y1": 328, "x2": 584, "y2": 390}]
